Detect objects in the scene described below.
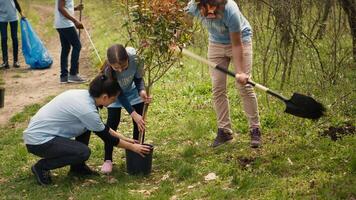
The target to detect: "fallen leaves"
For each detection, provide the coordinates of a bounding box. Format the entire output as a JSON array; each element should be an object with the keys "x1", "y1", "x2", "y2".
[{"x1": 204, "y1": 172, "x2": 217, "y2": 181}]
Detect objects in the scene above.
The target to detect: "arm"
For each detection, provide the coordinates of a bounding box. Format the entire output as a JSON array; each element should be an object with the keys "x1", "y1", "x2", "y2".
[
  {"x1": 94, "y1": 126, "x2": 150, "y2": 157},
  {"x1": 230, "y1": 32, "x2": 249, "y2": 85},
  {"x1": 58, "y1": 0, "x2": 83, "y2": 29},
  {"x1": 13, "y1": 0, "x2": 24, "y2": 17},
  {"x1": 117, "y1": 92, "x2": 146, "y2": 132}
]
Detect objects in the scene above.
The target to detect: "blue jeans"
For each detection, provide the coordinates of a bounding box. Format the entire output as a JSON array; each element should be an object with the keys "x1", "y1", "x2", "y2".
[
  {"x1": 0, "y1": 21, "x2": 18, "y2": 63},
  {"x1": 57, "y1": 27, "x2": 81, "y2": 78}
]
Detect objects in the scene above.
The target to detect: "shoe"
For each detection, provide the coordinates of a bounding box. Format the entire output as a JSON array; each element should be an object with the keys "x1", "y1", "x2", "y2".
[
  {"x1": 31, "y1": 164, "x2": 52, "y2": 185},
  {"x1": 69, "y1": 163, "x2": 98, "y2": 176},
  {"x1": 101, "y1": 160, "x2": 113, "y2": 174},
  {"x1": 211, "y1": 128, "x2": 233, "y2": 148},
  {"x1": 60, "y1": 76, "x2": 68, "y2": 84},
  {"x1": 68, "y1": 74, "x2": 86, "y2": 83},
  {"x1": 250, "y1": 128, "x2": 262, "y2": 148},
  {"x1": 13, "y1": 61, "x2": 20, "y2": 68},
  {"x1": 1, "y1": 62, "x2": 9, "y2": 69}
]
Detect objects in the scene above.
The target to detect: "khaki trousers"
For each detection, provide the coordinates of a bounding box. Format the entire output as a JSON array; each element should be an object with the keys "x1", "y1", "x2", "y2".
[{"x1": 207, "y1": 41, "x2": 260, "y2": 131}]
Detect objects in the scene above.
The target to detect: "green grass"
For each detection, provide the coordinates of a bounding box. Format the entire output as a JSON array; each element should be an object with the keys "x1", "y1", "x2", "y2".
[{"x1": 0, "y1": 1, "x2": 355, "y2": 200}]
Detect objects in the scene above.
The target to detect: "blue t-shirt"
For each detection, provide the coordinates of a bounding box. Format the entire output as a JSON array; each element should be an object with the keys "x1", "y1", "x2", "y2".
[
  {"x1": 54, "y1": 0, "x2": 75, "y2": 29},
  {"x1": 23, "y1": 90, "x2": 105, "y2": 145},
  {"x1": 186, "y1": 0, "x2": 252, "y2": 44},
  {"x1": 108, "y1": 47, "x2": 144, "y2": 108},
  {"x1": 0, "y1": 0, "x2": 18, "y2": 22}
]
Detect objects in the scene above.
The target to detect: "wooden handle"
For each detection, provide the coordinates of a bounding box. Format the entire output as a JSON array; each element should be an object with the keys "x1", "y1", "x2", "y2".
[{"x1": 176, "y1": 47, "x2": 289, "y2": 101}]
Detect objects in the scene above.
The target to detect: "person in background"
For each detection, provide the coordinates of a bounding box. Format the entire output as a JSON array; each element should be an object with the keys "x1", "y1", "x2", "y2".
[
  {"x1": 0, "y1": 0, "x2": 24, "y2": 69},
  {"x1": 55, "y1": 0, "x2": 85, "y2": 83},
  {"x1": 100, "y1": 44, "x2": 152, "y2": 174},
  {"x1": 23, "y1": 74, "x2": 151, "y2": 185},
  {"x1": 186, "y1": 0, "x2": 262, "y2": 148}
]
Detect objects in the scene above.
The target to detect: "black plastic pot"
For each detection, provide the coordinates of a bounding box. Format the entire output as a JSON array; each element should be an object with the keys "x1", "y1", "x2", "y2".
[
  {"x1": 0, "y1": 87, "x2": 4, "y2": 108},
  {"x1": 125, "y1": 144, "x2": 154, "y2": 175}
]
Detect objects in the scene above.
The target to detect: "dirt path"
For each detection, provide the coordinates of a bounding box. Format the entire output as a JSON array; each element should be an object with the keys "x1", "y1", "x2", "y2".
[{"x1": 0, "y1": 4, "x2": 97, "y2": 125}]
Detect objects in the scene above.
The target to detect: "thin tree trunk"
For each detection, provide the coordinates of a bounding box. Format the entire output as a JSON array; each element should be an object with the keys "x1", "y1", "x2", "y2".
[
  {"x1": 315, "y1": 0, "x2": 333, "y2": 40},
  {"x1": 338, "y1": 0, "x2": 356, "y2": 63}
]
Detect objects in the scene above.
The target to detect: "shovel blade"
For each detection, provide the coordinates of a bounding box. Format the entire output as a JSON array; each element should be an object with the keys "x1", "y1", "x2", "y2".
[{"x1": 284, "y1": 93, "x2": 325, "y2": 120}]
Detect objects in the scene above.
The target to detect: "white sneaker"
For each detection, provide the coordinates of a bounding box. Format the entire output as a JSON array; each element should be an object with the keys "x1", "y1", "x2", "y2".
[{"x1": 101, "y1": 160, "x2": 113, "y2": 174}]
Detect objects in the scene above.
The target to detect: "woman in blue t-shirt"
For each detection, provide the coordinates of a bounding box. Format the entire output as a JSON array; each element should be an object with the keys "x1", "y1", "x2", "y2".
[
  {"x1": 186, "y1": 0, "x2": 262, "y2": 148},
  {"x1": 23, "y1": 74, "x2": 151, "y2": 185},
  {"x1": 101, "y1": 44, "x2": 152, "y2": 173}
]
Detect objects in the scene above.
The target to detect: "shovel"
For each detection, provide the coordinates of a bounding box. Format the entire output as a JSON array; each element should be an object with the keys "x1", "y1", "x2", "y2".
[{"x1": 177, "y1": 47, "x2": 325, "y2": 120}]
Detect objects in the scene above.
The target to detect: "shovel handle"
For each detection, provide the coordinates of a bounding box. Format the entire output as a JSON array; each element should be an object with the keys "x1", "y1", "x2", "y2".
[{"x1": 178, "y1": 47, "x2": 289, "y2": 102}]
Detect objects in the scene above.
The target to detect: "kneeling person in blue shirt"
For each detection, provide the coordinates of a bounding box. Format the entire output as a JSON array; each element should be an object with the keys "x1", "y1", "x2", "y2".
[{"x1": 23, "y1": 74, "x2": 151, "y2": 185}]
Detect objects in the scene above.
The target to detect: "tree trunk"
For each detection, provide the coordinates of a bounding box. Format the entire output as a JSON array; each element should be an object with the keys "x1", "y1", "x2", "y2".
[
  {"x1": 339, "y1": 0, "x2": 356, "y2": 63},
  {"x1": 315, "y1": 0, "x2": 333, "y2": 40},
  {"x1": 139, "y1": 87, "x2": 150, "y2": 144}
]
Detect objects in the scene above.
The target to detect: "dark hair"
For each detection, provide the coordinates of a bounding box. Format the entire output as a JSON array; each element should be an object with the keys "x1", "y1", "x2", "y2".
[
  {"x1": 89, "y1": 73, "x2": 121, "y2": 98},
  {"x1": 100, "y1": 60, "x2": 117, "y2": 81},
  {"x1": 107, "y1": 44, "x2": 128, "y2": 65},
  {"x1": 198, "y1": 0, "x2": 227, "y2": 7}
]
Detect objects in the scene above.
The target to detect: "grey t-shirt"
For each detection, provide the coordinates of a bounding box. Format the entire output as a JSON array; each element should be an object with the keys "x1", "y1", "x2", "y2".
[
  {"x1": 23, "y1": 90, "x2": 105, "y2": 145},
  {"x1": 0, "y1": 0, "x2": 18, "y2": 22}
]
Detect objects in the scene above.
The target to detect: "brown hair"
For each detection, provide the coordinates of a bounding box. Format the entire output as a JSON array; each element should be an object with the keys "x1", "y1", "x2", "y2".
[
  {"x1": 100, "y1": 44, "x2": 129, "y2": 81},
  {"x1": 107, "y1": 44, "x2": 128, "y2": 66}
]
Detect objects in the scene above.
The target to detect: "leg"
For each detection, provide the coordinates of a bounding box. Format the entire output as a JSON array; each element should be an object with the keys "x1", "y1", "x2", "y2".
[
  {"x1": 232, "y1": 41, "x2": 260, "y2": 129},
  {"x1": 208, "y1": 42, "x2": 234, "y2": 147},
  {"x1": 57, "y1": 28, "x2": 71, "y2": 78},
  {"x1": 230, "y1": 41, "x2": 261, "y2": 148},
  {"x1": 104, "y1": 107, "x2": 121, "y2": 161},
  {"x1": 65, "y1": 27, "x2": 81, "y2": 76},
  {"x1": 26, "y1": 136, "x2": 91, "y2": 171},
  {"x1": 207, "y1": 42, "x2": 232, "y2": 131},
  {"x1": 101, "y1": 107, "x2": 121, "y2": 173},
  {"x1": 9, "y1": 21, "x2": 18, "y2": 63},
  {"x1": 70, "y1": 130, "x2": 91, "y2": 170},
  {"x1": 0, "y1": 22, "x2": 8, "y2": 65},
  {"x1": 132, "y1": 102, "x2": 144, "y2": 141}
]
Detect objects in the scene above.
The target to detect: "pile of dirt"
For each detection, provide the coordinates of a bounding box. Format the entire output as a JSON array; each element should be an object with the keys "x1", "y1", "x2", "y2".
[{"x1": 320, "y1": 123, "x2": 355, "y2": 141}]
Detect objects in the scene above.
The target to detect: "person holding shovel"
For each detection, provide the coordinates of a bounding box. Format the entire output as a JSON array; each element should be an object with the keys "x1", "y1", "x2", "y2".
[
  {"x1": 100, "y1": 44, "x2": 152, "y2": 174},
  {"x1": 23, "y1": 74, "x2": 151, "y2": 185},
  {"x1": 0, "y1": 0, "x2": 24, "y2": 69},
  {"x1": 186, "y1": 0, "x2": 262, "y2": 148},
  {"x1": 55, "y1": 0, "x2": 86, "y2": 83}
]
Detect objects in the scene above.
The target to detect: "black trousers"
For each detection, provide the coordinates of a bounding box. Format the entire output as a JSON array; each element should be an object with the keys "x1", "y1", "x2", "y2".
[
  {"x1": 26, "y1": 131, "x2": 91, "y2": 170},
  {"x1": 104, "y1": 102, "x2": 144, "y2": 161},
  {"x1": 56, "y1": 27, "x2": 81, "y2": 78},
  {"x1": 0, "y1": 21, "x2": 18, "y2": 63}
]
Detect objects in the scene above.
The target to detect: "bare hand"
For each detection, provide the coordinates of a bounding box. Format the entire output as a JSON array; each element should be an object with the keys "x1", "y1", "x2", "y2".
[
  {"x1": 75, "y1": 3, "x2": 84, "y2": 11},
  {"x1": 74, "y1": 20, "x2": 84, "y2": 29},
  {"x1": 235, "y1": 73, "x2": 249, "y2": 85},
  {"x1": 131, "y1": 143, "x2": 152, "y2": 157},
  {"x1": 139, "y1": 90, "x2": 152, "y2": 104},
  {"x1": 131, "y1": 111, "x2": 145, "y2": 133}
]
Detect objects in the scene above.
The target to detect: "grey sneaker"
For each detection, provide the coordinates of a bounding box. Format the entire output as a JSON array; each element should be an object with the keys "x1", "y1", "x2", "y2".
[
  {"x1": 68, "y1": 74, "x2": 86, "y2": 83},
  {"x1": 211, "y1": 128, "x2": 233, "y2": 148},
  {"x1": 60, "y1": 76, "x2": 68, "y2": 84},
  {"x1": 13, "y1": 61, "x2": 20, "y2": 68},
  {"x1": 1, "y1": 62, "x2": 9, "y2": 69},
  {"x1": 250, "y1": 128, "x2": 261, "y2": 148}
]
